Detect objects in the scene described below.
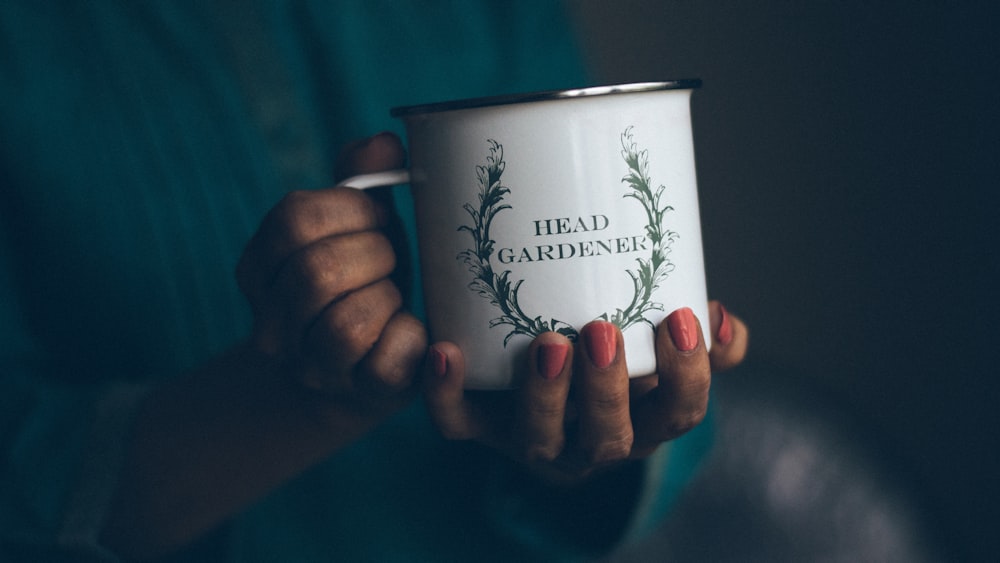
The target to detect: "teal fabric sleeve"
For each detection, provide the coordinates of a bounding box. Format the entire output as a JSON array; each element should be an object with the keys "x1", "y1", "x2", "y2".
[
  {"x1": 0, "y1": 2, "x2": 712, "y2": 561},
  {"x1": 0, "y1": 202, "x2": 150, "y2": 562}
]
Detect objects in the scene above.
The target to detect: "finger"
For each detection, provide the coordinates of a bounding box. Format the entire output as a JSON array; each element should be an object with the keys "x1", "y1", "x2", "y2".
[
  {"x1": 335, "y1": 132, "x2": 406, "y2": 180},
  {"x1": 264, "y1": 231, "x2": 396, "y2": 349},
  {"x1": 631, "y1": 307, "x2": 711, "y2": 453},
  {"x1": 574, "y1": 321, "x2": 634, "y2": 465},
  {"x1": 707, "y1": 300, "x2": 749, "y2": 372},
  {"x1": 516, "y1": 332, "x2": 573, "y2": 463},
  {"x1": 237, "y1": 187, "x2": 388, "y2": 302},
  {"x1": 334, "y1": 132, "x2": 414, "y2": 300},
  {"x1": 359, "y1": 311, "x2": 428, "y2": 395},
  {"x1": 423, "y1": 342, "x2": 484, "y2": 441},
  {"x1": 363, "y1": 311, "x2": 427, "y2": 391},
  {"x1": 300, "y1": 278, "x2": 403, "y2": 394}
]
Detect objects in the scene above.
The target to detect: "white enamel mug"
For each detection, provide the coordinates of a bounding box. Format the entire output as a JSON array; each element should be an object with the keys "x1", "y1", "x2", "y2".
[{"x1": 337, "y1": 81, "x2": 709, "y2": 389}]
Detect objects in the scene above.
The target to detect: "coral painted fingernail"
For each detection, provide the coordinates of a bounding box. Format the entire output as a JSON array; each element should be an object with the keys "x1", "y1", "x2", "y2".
[
  {"x1": 582, "y1": 322, "x2": 617, "y2": 368},
  {"x1": 717, "y1": 305, "x2": 734, "y2": 346},
  {"x1": 429, "y1": 347, "x2": 447, "y2": 377},
  {"x1": 537, "y1": 343, "x2": 570, "y2": 380},
  {"x1": 667, "y1": 308, "x2": 699, "y2": 352}
]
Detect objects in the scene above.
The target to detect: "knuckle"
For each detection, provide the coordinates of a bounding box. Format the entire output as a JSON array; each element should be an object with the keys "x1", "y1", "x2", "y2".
[
  {"x1": 279, "y1": 189, "x2": 313, "y2": 210},
  {"x1": 523, "y1": 399, "x2": 564, "y2": 421},
  {"x1": 273, "y1": 190, "x2": 317, "y2": 241},
  {"x1": 523, "y1": 440, "x2": 564, "y2": 464},
  {"x1": 306, "y1": 242, "x2": 342, "y2": 284},
  {"x1": 388, "y1": 315, "x2": 428, "y2": 356},
  {"x1": 367, "y1": 346, "x2": 424, "y2": 391},
  {"x1": 286, "y1": 234, "x2": 396, "y2": 299},
  {"x1": 587, "y1": 385, "x2": 630, "y2": 414},
  {"x1": 394, "y1": 312, "x2": 429, "y2": 346},
  {"x1": 366, "y1": 231, "x2": 396, "y2": 260},
  {"x1": 359, "y1": 233, "x2": 397, "y2": 276},
  {"x1": 284, "y1": 243, "x2": 342, "y2": 298},
  {"x1": 665, "y1": 406, "x2": 707, "y2": 438},
  {"x1": 365, "y1": 361, "x2": 414, "y2": 393},
  {"x1": 327, "y1": 303, "x2": 377, "y2": 357},
  {"x1": 275, "y1": 189, "x2": 384, "y2": 244},
  {"x1": 358, "y1": 311, "x2": 423, "y2": 391},
  {"x1": 585, "y1": 433, "x2": 634, "y2": 465}
]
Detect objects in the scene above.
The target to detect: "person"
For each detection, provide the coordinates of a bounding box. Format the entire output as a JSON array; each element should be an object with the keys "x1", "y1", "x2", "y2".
[{"x1": 0, "y1": 2, "x2": 748, "y2": 561}]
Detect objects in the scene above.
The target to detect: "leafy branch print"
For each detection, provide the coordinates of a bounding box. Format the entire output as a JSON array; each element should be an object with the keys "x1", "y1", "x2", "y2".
[
  {"x1": 601, "y1": 126, "x2": 677, "y2": 331},
  {"x1": 457, "y1": 140, "x2": 578, "y2": 345}
]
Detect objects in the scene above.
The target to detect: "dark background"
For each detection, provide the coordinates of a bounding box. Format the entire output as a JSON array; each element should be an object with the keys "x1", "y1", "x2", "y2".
[{"x1": 572, "y1": 1, "x2": 998, "y2": 560}]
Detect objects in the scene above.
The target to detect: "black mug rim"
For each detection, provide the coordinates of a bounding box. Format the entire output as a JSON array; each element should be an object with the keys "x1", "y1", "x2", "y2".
[{"x1": 390, "y1": 80, "x2": 702, "y2": 118}]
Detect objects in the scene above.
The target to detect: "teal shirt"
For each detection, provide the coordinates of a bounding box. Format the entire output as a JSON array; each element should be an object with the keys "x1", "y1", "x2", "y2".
[{"x1": 0, "y1": 2, "x2": 711, "y2": 561}]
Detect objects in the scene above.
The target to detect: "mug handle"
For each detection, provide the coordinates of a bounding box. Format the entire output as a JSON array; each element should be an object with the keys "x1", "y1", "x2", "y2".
[{"x1": 332, "y1": 169, "x2": 410, "y2": 190}]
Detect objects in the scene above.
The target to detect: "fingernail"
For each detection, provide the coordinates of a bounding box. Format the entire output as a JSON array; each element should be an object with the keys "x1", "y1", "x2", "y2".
[
  {"x1": 537, "y1": 343, "x2": 570, "y2": 380},
  {"x1": 429, "y1": 347, "x2": 447, "y2": 377},
  {"x1": 667, "y1": 308, "x2": 699, "y2": 352},
  {"x1": 582, "y1": 322, "x2": 617, "y2": 368},
  {"x1": 717, "y1": 305, "x2": 733, "y2": 346}
]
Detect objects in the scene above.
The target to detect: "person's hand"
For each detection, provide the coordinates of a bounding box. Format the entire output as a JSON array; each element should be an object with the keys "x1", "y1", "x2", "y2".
[
  {"x1": 235, "y1": 132, "x2": 427, "y2": 418},
  {"x1": 424, "y1": 301, "x2": 747, "y2": 483},
  {"x1": 103, "y1": 133, "x2": 428, "y2": 560}
]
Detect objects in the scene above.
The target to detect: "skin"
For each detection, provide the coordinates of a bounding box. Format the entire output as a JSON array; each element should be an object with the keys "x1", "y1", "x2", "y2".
[
  {"x1": 99, "y1": 132, "x2": 748, "y2": 560},
  {"x1": 426, "y1": 302, "x2": 748, "y2": 484}
]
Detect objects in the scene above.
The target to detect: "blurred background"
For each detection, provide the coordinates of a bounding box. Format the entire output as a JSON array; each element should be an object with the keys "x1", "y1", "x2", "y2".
[{"x1": 570, "y1": 1, "x2": 997, "y2": 561}]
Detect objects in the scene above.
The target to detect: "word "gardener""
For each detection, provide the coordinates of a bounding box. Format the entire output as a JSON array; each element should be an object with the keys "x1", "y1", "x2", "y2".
[{"x1": 497, "y1": 235, "x2": 649, "y2": 264}]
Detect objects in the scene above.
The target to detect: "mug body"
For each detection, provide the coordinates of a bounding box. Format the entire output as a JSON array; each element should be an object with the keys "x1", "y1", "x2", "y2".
[{"x1": 393, "y1": 82, "x2": 709, "y2": 389}]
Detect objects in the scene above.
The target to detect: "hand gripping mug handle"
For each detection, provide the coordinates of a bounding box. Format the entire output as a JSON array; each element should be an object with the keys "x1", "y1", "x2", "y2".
[{"x1": 332, "y1": 169, "x2": 411, "y2": 190}]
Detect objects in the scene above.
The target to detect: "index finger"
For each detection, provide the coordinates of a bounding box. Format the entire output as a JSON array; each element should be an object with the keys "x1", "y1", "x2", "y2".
[{"x1": 335, "y1": 132, "x2": 407, "y2": 180}]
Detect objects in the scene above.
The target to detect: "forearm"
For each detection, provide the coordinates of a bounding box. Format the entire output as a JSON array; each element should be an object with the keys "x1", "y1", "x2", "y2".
[{"x1": 99, "y1": 342, "x2": 400, "y2": 561}]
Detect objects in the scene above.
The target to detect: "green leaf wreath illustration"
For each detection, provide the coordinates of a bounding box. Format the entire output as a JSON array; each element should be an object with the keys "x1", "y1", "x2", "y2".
[
  {"x1": 457, "y1": 140, "x2": 579, "y2": 345},
  {"x1": 601, "y1": 126, "x2": 678, "y2": 331},
  {"x1": 457, "y1": 130, "x2": 677, "y2": 346}
]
